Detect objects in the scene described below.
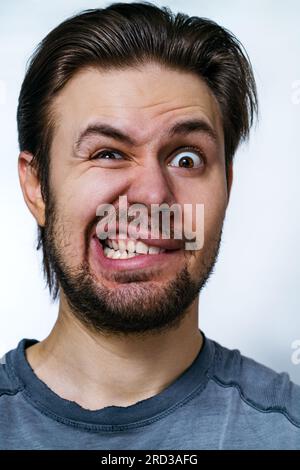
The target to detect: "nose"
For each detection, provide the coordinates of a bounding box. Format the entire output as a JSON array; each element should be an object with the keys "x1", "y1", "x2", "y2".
[{"x1": 126, "y1": 160, "x2": 174, "y2": 208}]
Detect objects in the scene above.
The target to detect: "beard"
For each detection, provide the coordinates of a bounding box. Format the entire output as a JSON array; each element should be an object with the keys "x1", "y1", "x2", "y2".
[{"x1": 42, "y1": 194, "x2": 223, "y2": 338}]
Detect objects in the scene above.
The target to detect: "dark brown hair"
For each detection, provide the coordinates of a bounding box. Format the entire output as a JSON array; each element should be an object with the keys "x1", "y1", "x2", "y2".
[{"x1": 17, "y1": 1, "x2": 258, "y2": 299}]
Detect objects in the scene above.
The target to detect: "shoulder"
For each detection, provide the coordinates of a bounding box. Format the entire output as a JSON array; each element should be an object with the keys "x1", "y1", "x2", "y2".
[
  {"x1": 209, "y1": 338, "x2": 300, "y2": 426},
  {"x1": 0, "y1": 346, "x2": 22, "y2": 398}
]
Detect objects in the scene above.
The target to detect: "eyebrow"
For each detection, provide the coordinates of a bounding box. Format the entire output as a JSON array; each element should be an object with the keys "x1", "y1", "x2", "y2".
[{"x1": 75, "y1": 118, "x2": 218, "y2": 151}]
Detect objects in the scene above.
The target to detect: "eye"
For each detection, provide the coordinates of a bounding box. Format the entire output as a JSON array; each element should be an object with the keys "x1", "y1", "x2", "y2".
[
  {"x1": 91, "y1": 149, "x2": 124, "y2": 160},
  {"x1": 168, "y1": 147, "x2": 205, "y2": 169}
]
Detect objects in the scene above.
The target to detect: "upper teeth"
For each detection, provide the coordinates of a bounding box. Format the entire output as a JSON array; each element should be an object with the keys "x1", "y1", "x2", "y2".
[{"x1": 101, "y1": 238, "x2": 165, "y2": 259}]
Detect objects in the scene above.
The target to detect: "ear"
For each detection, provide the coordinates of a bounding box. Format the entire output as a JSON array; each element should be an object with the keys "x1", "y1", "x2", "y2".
[
  {"x1": 18, "y1": 151, "x2": 45, "y2": 226},
  {"x1": 226, "y1": 161, "x2": 234, "y2": 206}
]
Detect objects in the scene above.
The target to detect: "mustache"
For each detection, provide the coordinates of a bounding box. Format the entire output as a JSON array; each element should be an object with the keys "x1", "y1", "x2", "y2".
[
  {"x1": 95, "y1": 212, "x2": 181, "y2": 240},
  {"x1": 85, "y1": 200, "x2": 201, "y2": 252}
]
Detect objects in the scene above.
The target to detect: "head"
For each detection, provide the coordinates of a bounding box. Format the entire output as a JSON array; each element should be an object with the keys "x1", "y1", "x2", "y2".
[{"x1": 17, "y1": 2, "x2": 258, "y2": 337}]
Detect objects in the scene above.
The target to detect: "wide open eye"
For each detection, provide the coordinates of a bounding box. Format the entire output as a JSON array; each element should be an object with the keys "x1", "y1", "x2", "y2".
[{"x1": 168, "y1": 147, "x2": 205, "y2": 169}]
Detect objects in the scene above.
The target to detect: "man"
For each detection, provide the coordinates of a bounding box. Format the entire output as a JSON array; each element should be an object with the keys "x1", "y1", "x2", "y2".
[{"x1": 0, "y1": 2, "x2": 299, "y2": 450}]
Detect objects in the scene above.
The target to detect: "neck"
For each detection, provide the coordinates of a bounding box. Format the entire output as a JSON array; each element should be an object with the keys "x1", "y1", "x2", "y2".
[{"x1": 26, "y1": 295, "x2": 202, "y2": 411}]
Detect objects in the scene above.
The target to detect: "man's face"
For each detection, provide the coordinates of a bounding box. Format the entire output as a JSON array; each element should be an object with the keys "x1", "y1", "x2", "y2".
[{"x1": 43, "y1": 62, "x2": 229, "y2": 335}]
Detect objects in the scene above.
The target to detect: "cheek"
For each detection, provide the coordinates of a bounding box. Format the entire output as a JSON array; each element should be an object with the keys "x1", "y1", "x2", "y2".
[
  {"x1": 56, "y1": 168, "x2": 131, "y2": 214},
  {"x1": 52, "y1": 170, "x2": 132, "y2": 256},
  {"x1": 202, "y1": 177, "x2": 228, "y2": 239},
  {"x1": 176, "y1": 171, "x2": 228, "y2": 238}
]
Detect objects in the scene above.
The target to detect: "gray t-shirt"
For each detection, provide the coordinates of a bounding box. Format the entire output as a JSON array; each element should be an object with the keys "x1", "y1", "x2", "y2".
[{"x1": 0, "y1": 331, "x2": 300, "y2": 450}]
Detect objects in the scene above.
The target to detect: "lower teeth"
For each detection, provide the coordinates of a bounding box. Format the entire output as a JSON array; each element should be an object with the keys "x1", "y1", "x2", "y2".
[{"x1": 103, "y1": 247, "x2": 141, "y2": 259}]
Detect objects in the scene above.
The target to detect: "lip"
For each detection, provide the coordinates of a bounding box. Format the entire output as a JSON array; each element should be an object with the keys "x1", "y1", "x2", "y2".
[{"x1": 90, "y1": 235, "x2": 182, "y2": 272}]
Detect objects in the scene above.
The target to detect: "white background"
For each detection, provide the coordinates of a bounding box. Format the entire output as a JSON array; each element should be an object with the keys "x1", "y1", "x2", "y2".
[{"x1": 0, "y1": 0, "x2": 299, "y2": 384}]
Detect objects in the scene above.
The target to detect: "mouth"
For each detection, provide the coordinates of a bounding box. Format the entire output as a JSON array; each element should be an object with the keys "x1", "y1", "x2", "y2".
[
  {"x1": 90, "y1": 234, "x2": 183, "y2": 273},
  {"x1": 101, "y1": 237, "x2": 167, "y2": 259}
]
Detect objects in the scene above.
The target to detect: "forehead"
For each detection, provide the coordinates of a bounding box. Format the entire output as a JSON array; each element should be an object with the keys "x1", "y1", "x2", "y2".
[{"x1": 53, "y1": 63, "x2": 224, "y2": 147}]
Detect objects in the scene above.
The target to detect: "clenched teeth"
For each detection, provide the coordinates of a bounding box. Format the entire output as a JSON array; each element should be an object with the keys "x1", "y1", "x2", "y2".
[{"x1": 101, "y1": 238, "x2": 166, "y2": 259}]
